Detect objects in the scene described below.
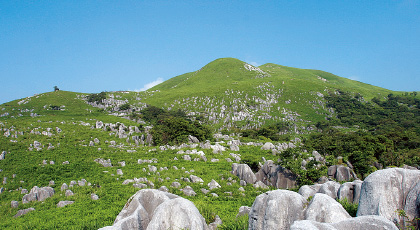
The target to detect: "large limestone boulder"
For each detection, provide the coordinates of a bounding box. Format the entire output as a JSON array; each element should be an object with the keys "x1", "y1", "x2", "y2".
[
  {"x1": 98, "y1": 189, "x2": 208, "y2": 230},
  {"x1": 357, "y1": 168, "x2": 420, "y2": 226},
  {"x1": 304, "y1": 193, "x2": 351, "y2": 223},
  {"x1": 337, "y1": 180, "x2": 363, "y2": 204},
  {"x1": 248, "y1": 189, "x2": 306, "y2": 230},
  {"x1": 231, "y1": 163, "x2": 257, "y2": 184},
  {"x1": 328, "y1": 165, "x2": 358, "y2": 182},
  {"x1": 318, "y1": 181, "x2": 341, "y2": 199},
  {"x1": 255, "y1": 160, "x2": 297, "y2": 189},
  {"x1": 298, "y1": 184, "x2": 322, "y2": 200},
  {"x1": 290, "y1": 215, "x2": 398, "y2": 230}
]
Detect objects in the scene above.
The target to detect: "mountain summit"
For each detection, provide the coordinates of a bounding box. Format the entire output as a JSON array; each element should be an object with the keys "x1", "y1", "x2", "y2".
[{"x1": 142, "y1": 58, "x2": 392, "y2": 130}]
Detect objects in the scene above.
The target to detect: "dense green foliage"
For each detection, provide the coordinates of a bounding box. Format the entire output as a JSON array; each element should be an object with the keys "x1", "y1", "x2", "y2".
[
  {"x1": 305, "y1": 92, "x2": 420, "y2": 178},
  {"x1": 241, "y1": 121, "x2": 290, "y2": 141},
  {"x1": 151, "y1": 117, "x2": 212, "y2": 146},
  {"x1": 118, "y1": 103, "x2": 130, "y2": 111},
  {"x1": 140, "y1": 105, "x2": 212, "y2": 146},
  {"x1": 87, "y1": 92, "x2": 107, "y2": 104},
  {"x1": 338, "y1": 198, "x2": 358, "y2": 217}
]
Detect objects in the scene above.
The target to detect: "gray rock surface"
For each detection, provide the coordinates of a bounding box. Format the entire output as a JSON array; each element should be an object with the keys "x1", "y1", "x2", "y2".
[
  {"x1": 337, "y1": 180, "x2": 363, "y2": 204},
  {"x1": 261, "y1": 142, "x2": 275, "y2": 150},
  {"x1": 91, "y1": 193, "x2": 99, "y2": 200},
  {"x1": 188, "y1": 135, "x2": 200, "y2": 143},
  {"x1": 290, "y1": 215, "x2": 398, "y2": 230},
  {"x1": 357, "y1": 168, "x2": 420, "y2": 226},
  {"x1": 22, "y1": 186, "x2": 55, "y2": 203},
  {"x1": 57, "y1": 200, "x2": 74, "y2": 207},
  {"x1": 318, "y1": 181, "x2": 341, "y2": 199},
  {"x1": 255, "y1": 160, "x2": 297, "y2": 189},
  {"x1": 231, "y1": 163, "x2": 257, "y2": 184},
  {"x1": 298, "y1": 184, "x2": 322, "y2": 200},
  {"x1": 14, "y1": 207, "x2": 35, "y2": 218},
  {"x1": 171, "y1": 181, "x2": 181, "y2": 188},
  {"x1": 304, "y1": 193, "x2": 351, "y2": 223},
  {"x1": 253, "y1": 181, "x2": 269, "y2": 189},
  {"x1": 11, "y1": 200, "x2": 19, "y2": 208},
  {"x1": 182, "y1": 186, "x2": 196, "y2": 196},
  {"x1": 0, "y1": 151, "x2": 6, "y2": 160},
  {"x1": 248, "y1": 189, "x2": 306, "y2": 230},
  {"x1": 237, "y1": 206, "x2": 251, "y2": 217},
  {"x1": 328, "y1": 165, "x2": 358, "y2": 182},
  {"x1": 98, "y1": 189, "x2": 208, "y2": 230},
  {"x1": 65, "y1": 190, "x2": 74, "y2": 197},
  {"x1": 94, "y1": 158, "x2": 112, "y2": 167},
  {"x1": 190, "y1": 175, "x2": 204, "y2": 183},
  {"x1": 208, "y1": 179, "x2": 221, "y2": 190}
]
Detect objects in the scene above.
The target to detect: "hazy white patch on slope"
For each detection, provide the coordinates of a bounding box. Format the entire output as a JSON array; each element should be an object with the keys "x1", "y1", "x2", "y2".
[
  {"x1": 134, "y1": 78, "x2": 164, "y2": 92},
  {"x1": 349, "y1": 75, "x2": 361, "y2": 81},
  {"x1": 248, "y1": 61, "x2": 261, "y2": 67}
]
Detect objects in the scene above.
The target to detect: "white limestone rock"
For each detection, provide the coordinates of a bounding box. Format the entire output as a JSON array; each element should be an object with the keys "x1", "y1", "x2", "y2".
[
  {"x1": 98, "y1": 189, "x2": 208, "y2": 230},
  {"x1": 248, "y1": 189, "x2": 306, "y2": 230},
  {"x1": 304, "y1": 193, "x2": 351, "y2": 223}
]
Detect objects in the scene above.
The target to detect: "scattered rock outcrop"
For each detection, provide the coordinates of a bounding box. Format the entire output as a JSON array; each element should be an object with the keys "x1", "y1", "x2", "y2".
[
  {"x1": 57, "y1": 200, "x2": 74, "y2": 208},
  {"x1": 22, "y1": 186, "x2": 55, "y2": 204},
  {"x1": 208, "y1": 179, "x2": 221, "y2": 190},
  {"x1": 94, "y1": 158, "x2": 112, "y2": 167},
  {"x1": 98, "y1": 189, "x2": 208, "y2": 230}
]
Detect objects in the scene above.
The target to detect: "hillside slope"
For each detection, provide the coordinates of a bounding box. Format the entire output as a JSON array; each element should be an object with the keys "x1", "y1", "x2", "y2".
[{"x1": 139, "y1": 58, "x2": 393, "y2": 131}]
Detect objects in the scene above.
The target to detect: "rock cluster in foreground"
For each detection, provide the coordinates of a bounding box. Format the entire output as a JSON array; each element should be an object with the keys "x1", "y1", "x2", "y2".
[{"x1": 98, "y1": 189, "x2": 209, "y2": 230}]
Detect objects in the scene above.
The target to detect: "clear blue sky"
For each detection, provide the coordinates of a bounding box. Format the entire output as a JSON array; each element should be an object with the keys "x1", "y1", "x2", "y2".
[{"x1": 1, "y1": 1, "x2": 419, "y2": 104}]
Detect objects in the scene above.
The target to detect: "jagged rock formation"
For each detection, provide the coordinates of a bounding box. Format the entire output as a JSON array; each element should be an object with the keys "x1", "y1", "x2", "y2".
[
  {"x1": 255, "y1": 160, "x2": 297, "y2": 189},
  {"x1": 231, "y1": 163, "x2": 257, "y2": 184},
  {"x1": 22, "y1": 186, "x2": 55, "y2": 203},
  {"x1": 99, "y1": 189, "x2": 208, "y2": 230}
]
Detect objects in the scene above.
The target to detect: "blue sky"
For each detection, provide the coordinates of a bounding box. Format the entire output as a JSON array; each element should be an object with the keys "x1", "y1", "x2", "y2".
[{"x1": 1, "y1": 1, "x2": 419, "y2": 104}]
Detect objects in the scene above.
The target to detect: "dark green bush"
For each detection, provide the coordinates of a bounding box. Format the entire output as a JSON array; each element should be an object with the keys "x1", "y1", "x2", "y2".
[{"x1": 87, "y1": 92, "x2": 107, "y2": 104}]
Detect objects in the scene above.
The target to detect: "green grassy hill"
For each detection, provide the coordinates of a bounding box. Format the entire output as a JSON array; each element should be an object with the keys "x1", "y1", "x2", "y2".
[{"x1": 140, "y1": 57, "x2": 393, "y2": 131}]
